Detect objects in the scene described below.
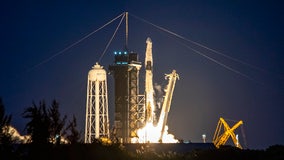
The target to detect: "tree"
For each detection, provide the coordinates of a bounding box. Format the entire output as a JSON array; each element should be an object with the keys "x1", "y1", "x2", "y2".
[
  {"x1": 0, "y1": 97, "x2": 12, "y2": 144},
  {"x1": 23, "y1": 99, "x2": 82, "y2": 144},
  {"x1": 22, "y1": 101, "x2": 50, "y2": 144},
  {"x1": 0, "y1": 98, "x2": 15, "y2": 159},
  {"x1": 48, "y1": 100, "x2": 67, "y2": 144},
  {"x1": 65, "y1": 115, "x2": 81, "y2": 144}
]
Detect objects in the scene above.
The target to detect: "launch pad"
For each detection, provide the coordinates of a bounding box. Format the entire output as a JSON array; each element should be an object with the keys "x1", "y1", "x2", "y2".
[
  {"x1": 124, "y1": 143, "x2": 215, "y2": 153},
  {"x1": 108, "y1": 37, "x2": 179, "y2": 143},
  {"x1": 84, "y1": 12, "x2": 244, "y2": 148},
  {"x1": 85, "y1": 12, "x2": 180, "y2": 144}
]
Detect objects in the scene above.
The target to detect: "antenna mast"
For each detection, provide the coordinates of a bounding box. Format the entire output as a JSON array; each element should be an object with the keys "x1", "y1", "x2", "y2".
[{"x1": 125, "y1": 12, "x2": 128, "y2": 50}]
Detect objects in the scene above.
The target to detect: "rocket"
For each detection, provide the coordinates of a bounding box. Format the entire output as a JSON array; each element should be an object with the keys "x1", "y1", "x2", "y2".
[
  {"x1": 145, "y1": 37, "x2": 153, "y2": 70},
  {"x1": 145, "y1": 37, "x2": 155, "y2": 123}
]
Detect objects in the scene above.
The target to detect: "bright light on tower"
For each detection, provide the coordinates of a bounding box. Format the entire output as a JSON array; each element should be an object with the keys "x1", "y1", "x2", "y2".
[
  {"x1": 236, "y1": 134, "x2": 239, "y2": 147},
  {"x1": 202, "y1": 134, "x2": 206, "y2": 143}
]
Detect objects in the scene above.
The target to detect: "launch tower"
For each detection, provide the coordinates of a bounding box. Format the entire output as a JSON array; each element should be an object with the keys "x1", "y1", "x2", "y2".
[{"x1": 109, "y1": 51, "x2": 144, "y2": 143}]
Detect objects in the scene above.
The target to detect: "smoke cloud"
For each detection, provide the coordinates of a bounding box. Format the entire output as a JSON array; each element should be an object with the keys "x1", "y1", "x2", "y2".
[{"x1": 154, "y1": 83, "x2": 164, "y2": 109}]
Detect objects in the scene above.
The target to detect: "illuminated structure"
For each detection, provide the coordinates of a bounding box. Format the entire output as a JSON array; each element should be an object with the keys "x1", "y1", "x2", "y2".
[
  {"x1": 109, "y1": 51, "x2": 144, "y2": 143},
  {"x1": 85, "y1": 63, "x2": 110, "y2": 143},
  {"x1": 132, "y1": 38, "x2": 179, "y2": 143},
  {"x1": 158, "y1": 70, "x2": 179, "y2": 142},
  {"x1": 144, "y1": 37, "x2": 156, "y2": 123},
  {"x1": 213, "y1": 117, "x2": 243, "y2": 149}
]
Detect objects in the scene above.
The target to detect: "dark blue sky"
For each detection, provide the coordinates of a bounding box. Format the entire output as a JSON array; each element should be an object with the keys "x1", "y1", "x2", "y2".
[{"x1": 1, "y1": 1, "x2": 283, "y2": 149}]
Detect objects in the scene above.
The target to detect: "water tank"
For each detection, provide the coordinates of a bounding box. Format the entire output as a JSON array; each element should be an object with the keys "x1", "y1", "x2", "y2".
[{"x1": 85, "y1": 62, "x2": 109, "y2": 143}]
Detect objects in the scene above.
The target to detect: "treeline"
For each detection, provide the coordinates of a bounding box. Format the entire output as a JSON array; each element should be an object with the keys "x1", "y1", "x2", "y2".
[
  {"x1": 0, "y1": 98, "x2": 82, "y2": 158},
  {"x1": 22, "y1": 100, "x2": 80, "y2": 144},
  {"x1": 0, "y1": 98, "x2": 80, "y2": 144},
  {"x1": 1, "y1": 98, "x2": 284, "y2": 160}
]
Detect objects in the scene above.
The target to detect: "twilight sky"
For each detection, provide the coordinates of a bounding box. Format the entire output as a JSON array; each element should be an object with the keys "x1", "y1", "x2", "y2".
[{"x1": 1, "y1": 1, "x2": 283, "y2": 149}]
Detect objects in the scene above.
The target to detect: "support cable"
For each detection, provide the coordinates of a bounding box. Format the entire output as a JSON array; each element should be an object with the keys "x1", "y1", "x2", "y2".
[
  {"x1": 130, "y1": 13, "x2": 276, "y2": 77},
  {"x1": 130, "y1": 13, "x2": 267, "y2": 85},
  {"x1": 24, "y1": 13, "x2": 124, "y2": 73},
  {"x1": 159, "y1": 29, "x2": 263, "y2": 85},
  {"x1": 98, "y1": 13, "x2": 125, "y2": 63},
  {"x1": 184, "y1": 42, "x2": 261, "y2": 83}
]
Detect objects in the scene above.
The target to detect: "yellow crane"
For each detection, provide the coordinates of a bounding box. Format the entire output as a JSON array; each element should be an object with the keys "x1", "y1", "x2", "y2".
[{"x1": 213, "y1": 117, "x2": 243, "y2": 149}]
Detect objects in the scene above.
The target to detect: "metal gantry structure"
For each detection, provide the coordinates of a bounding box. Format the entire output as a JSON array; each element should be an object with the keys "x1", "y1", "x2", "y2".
[
  {"x1": 85, "y1": 63, "x2": 110, "y2": 143},
  {"x1": 213, "y1": 117, "x2": 243, "y2": 149},
  {"x1": 107, "y1": 12, "x2": 146, "y2": 143},
  {"x1": 109, "y1": 51, "x2": 143, "y2": 143}
]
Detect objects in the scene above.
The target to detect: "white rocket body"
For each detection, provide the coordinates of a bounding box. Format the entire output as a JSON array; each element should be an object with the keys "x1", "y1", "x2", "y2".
[{"x1": 145, "y1": 37, "x2": 155, "y2": 123}]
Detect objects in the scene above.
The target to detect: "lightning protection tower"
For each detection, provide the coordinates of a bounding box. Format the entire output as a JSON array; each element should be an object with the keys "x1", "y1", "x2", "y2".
[{"x1": 85, "y1": 63, "x2": 110, "y2": 143}]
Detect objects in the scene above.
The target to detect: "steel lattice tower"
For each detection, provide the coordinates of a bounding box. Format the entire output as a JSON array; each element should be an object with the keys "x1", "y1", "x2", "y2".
[
  {"x1": 85, "y1": 63, "x2": 109, "y2": 143},
  {"x1": 109, "y1": 51, "x2": 143, "y2": 143}
]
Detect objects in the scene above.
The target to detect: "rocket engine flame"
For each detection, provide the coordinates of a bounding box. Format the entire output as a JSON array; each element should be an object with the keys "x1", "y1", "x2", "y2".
[{"x1": 132, "y1": 122, "x2": 178, "y2": 143}]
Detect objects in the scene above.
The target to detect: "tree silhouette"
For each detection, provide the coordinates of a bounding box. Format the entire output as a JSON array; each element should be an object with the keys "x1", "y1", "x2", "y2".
[
  {"x1": 0, "y1": 97, "x2": 12, "y2": 144},
  {"x1": 23, "y1": 99, "x2": 81, "y2": 144},
  {"x1": 0, "y1": 98, "x2": 17, "y2": 160},
  {"x1": 48, "y1": 100, "x2": 67, "y2": 144},
  {"x1": 22, "y1": 101, "x2": 50, "y2": 144},
  {"x1": 65, "y1": 115, "x2": 81, "y2": 144}
]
